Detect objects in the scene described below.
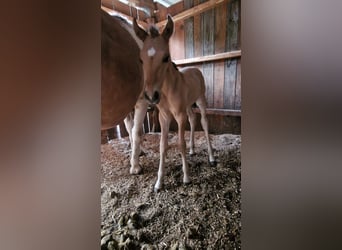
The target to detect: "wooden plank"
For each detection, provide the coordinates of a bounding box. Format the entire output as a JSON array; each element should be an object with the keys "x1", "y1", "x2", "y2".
[
  {"x1": 214, "y1": 61, "x2": 225, "y2": 108},
  {"x1": 202, "y1": 63, "x2": 214, "y2": 107},
  {"x1": 192, "y1": 0, "x2": 201, "y2": 57},
  {"x1": 237, "y1": 0, "x2": 241, "y2": 49},
  {"x1": 213, "y1": 3, "x2": 227, "y2": 109},
  {"x1": 173, "y1": 50, "x2": 241, "y2": 65},
  {"x1": 202, "y1": 5, "x2": 215, "y2": 108},
  {"x1": 170, "y1": 21, "x2": 185, "y2": 60},
  {"x1": 223, "y1": 0, "x2": 239, "y2": 110},
  {"x1": 234, "y1": 58, "x2": 241, "y2": 109},
  {"x1": 226, "y1": 0, "x2": 239, "y2": 51},
  {"x1": 101, "y1": 6, "x2": 148, "y2": 29},
  {"x1": 155, "y1": 3, "x2": 167, "y2": 22},
  {"x1": 157, "y1": 0, "x2": 230, "y2": 28},
  {"x1": 184, "y1": 0, "x2": 194, "y2": 59},
  {"x1": 193, "y1": 108, "x2": 241, "y2": 116},
  {"x1": 224, "y1": 59, "x2": 237, "y2": 109}
]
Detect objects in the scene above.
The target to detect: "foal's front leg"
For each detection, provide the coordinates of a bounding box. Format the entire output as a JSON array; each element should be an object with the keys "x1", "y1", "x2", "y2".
[
  {"x1": 175, "y1": 112, "x2": 190, "y2": 185},
  {"x1": 154, "y1": 110, "x2": 171, "y2": 192}
]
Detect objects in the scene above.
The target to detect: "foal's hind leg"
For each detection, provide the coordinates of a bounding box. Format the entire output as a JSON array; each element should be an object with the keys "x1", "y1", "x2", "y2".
[
  {"x1": 196, "y1": 96, "x2": 216, "y2": 165},
  {"x1": 130, "y1": 98, "x2": 148, "y2": 174},
  {"x1": 187, "y1": 107, "x2": 196, "y2": 155}
]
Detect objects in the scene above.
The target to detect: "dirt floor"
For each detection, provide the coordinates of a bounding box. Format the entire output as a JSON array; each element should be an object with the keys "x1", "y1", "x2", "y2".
[{"x1": 101, "y1": 131, "x2": 241, "y2": 249}]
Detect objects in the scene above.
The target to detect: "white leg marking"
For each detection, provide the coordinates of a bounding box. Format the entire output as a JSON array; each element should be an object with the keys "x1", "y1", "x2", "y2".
[
  {"x1": 154, "y1": 110, "x2": 171, "y2": 191},
  {"x1": 130, "y1": 98, "x2": 148, "y2": 175}
]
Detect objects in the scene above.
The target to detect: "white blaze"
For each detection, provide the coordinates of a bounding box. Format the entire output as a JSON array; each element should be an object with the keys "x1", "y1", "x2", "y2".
[{"x1": 147, "y1": 47, "x2": 156, "y2": 57}]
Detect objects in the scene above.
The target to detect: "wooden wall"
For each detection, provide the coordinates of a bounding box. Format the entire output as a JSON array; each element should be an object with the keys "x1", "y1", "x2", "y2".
[
  {"x1": 167, "y1": 0, "x2": 241, "y2": 135},
  {"x1": 171, "y1": 0, "x2": 241, "y2": 110}
]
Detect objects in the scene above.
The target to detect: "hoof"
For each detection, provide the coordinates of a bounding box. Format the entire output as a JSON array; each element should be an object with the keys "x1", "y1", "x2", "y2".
[
  {"x1": 154, "y1": 184, "x2": 163, "y2": 193},
  {"x1": 130, "y1": 166, "x2": 142, "y2": 175},
  {"x1": 183, "y1": 180, "x2": 192, "y2": 186},
  {"x1": 183, "y1": 176, "x2": 191, "y2": 185},
  {"x1": 209, "y1": 160, "x2": 217, "y2": 167}
]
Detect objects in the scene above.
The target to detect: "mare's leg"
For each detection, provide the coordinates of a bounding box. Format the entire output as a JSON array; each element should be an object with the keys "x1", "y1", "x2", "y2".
[
  {"x1": 123, "y1": 112, "x2": 134, "y2": 146},
  {"x1": 154, "y1": 109, "x2": 172, "y2": 192},
  {"x1": 130, "y1": 98, "x2": 148, "y2": 174},
  {"x1": 175, "y1": 112, "x2": 191, "y2": 185},
  {"x1": 186, "y1": 107, "x2": 196, "y2": 155},
  {"x1": 196, "y1": 96, "x2": 216, "y2": 165}
]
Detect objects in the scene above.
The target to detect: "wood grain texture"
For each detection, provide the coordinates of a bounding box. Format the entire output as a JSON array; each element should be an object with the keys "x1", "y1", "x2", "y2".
[
  {"x1": 184, "y1": 0, "x2": 194, "y2": 58},
  {"x1": 226, "y1": 0, "x2": 239, "y2": 51},
  {"x1": 234, "y1": 58, "x2": 241, "y2": 109},
  {"x1": 213, "y1": 1, "x2": 227, "y2": 109},
  {"x1": 170, "y1": 21, "x2": 185, "y2": 60},
  {"x1": 224, "y1": 59, "x2": 237, "y2": 109}
]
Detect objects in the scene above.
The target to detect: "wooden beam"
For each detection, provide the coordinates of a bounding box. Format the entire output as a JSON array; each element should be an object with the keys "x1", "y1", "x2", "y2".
[
  {"x1": 101, "y1": 6, "x2": 148, "y2": 29},
  {"x1": 193, "y1": 108, "x2": 241, "y2": 117},
  {"x1": 156, "y1": 0, "x2": 229, "y2": 28},
  {"x1": 173, "y1": 50, "x2": 241, "y2": 66}
]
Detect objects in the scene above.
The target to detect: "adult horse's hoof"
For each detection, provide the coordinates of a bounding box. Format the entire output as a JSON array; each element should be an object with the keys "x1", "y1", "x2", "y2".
[{"x1": 130, "y1": 165, "x2": 142, "y2": 175}]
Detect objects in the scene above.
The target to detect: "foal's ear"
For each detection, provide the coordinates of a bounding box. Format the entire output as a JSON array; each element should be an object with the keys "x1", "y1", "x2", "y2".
[
  {"x1": 133, "y1": 18, "x2": 148, "y2": 41},
  {"x1": 162, "y1": 15, "x2": 174, "y2": 41}
]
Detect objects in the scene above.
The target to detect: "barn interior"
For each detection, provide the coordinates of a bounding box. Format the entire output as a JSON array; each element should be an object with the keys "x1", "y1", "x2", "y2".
[
  {"x1": 101, "y1": 0, "x2": 241, "y2": 141},
  {"x1": 101, "y1": 0, "x2": 241, "y2": 249}
]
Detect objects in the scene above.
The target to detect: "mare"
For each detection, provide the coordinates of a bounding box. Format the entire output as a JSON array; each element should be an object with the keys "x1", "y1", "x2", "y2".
[
  {"x1": 131, "y1": 15, "x2": 216, "y2": 191},
  {"x1": 101, "y1": 9, "x2": 143, "y2": 129}
]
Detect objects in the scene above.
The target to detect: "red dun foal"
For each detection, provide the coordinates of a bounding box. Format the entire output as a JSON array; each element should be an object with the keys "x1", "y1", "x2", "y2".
[
  {"x1": 101, "y1": 10, "x2": 143, "y2": 129},
  {"x1": 133, "y1": 16, "x2": 215, "y2": 191}
]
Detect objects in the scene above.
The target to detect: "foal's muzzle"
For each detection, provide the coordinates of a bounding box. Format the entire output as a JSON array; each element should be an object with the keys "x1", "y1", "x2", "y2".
[{"x1": 144, "y1": 91, "x2": 160, "y2": 104}]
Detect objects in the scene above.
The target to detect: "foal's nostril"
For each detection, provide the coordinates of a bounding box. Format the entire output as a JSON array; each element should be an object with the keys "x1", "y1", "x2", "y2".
[
  {"x1": 144, "y1": 91, "x2": 150, "y2": 101},
  {"x1": 144, "y1": 91, "x2": 160, "y2": 104},
  {"x1": 152, "y1": 91, "x2": 160, "y2": 103}
]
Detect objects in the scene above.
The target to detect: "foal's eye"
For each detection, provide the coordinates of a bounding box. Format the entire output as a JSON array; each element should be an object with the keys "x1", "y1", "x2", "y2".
[
  {"x1": 162, "y1": 55, "x2": 170, "y2": 63},
  {"x1": 139, "y1": 58, "x2": 143, "y2": 64}
]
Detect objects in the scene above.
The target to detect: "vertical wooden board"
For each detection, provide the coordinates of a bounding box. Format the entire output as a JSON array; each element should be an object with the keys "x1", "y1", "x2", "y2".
[
  {"x1": 156, "y1": 3, "x2": 167, "y2": 23},
  {"x1": 202, "y1": 7, "x2": 214, "y2": 108},
  {"x1": 170, "y1": 21, "x2": 185, "y2": 60},
  {"x1": 184, "y1": 18, "x2": 194, "y2": 58},
  {"x1": 237, "y1": 0, "x2": 241, "y2": 49},
  {"x1": 213, "y1": 61, "x2": 225, "y2": 108},
  {"x1": 202, "y1": 8, "x2": 214, "y2": 56},
  {"x1": 214, "y1": 4, "x2": 227, "y2": 54},
  {"x1": 226, "y1": 0, "x2": 239, "y2": 51},
  {"x1": 213, "y1": 3, "x2": 227, "y2": 109},
  {"x1": 224, "y1": 59, "x2": 237, "y2": 109},
  {"x1": 234, "y1": 58, "x2": 241, "y2": 110},
  {"x1": 194, "y1": 0, "x2": 203, "y2": 58},
  {"x1": 203, "y1": 62, "x2": 214, "y2": 108},
  {"x1": 184, "y1": 0, "x2": 194, "y2": 59}
]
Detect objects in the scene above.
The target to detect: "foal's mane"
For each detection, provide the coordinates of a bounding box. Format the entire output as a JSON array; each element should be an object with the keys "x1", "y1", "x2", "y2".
[{"x1": 148, "y1": 26, "x2": 160, "y2": 38}]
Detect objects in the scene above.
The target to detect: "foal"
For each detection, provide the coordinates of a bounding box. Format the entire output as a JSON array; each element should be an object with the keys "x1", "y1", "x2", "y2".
[{"x1": 133, "y1": 16, "x2": 215, "y2": 191}]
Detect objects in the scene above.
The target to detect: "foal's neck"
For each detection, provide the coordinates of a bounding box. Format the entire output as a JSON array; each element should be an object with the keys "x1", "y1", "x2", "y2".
[{"x1": 164, "y1": 61, "x2": 181, "y2": 86}]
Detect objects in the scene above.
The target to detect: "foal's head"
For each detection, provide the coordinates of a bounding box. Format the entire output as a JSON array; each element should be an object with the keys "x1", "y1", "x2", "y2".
[{"x1": 133, "y1": 16, "x2": 174, "y2": 104}]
